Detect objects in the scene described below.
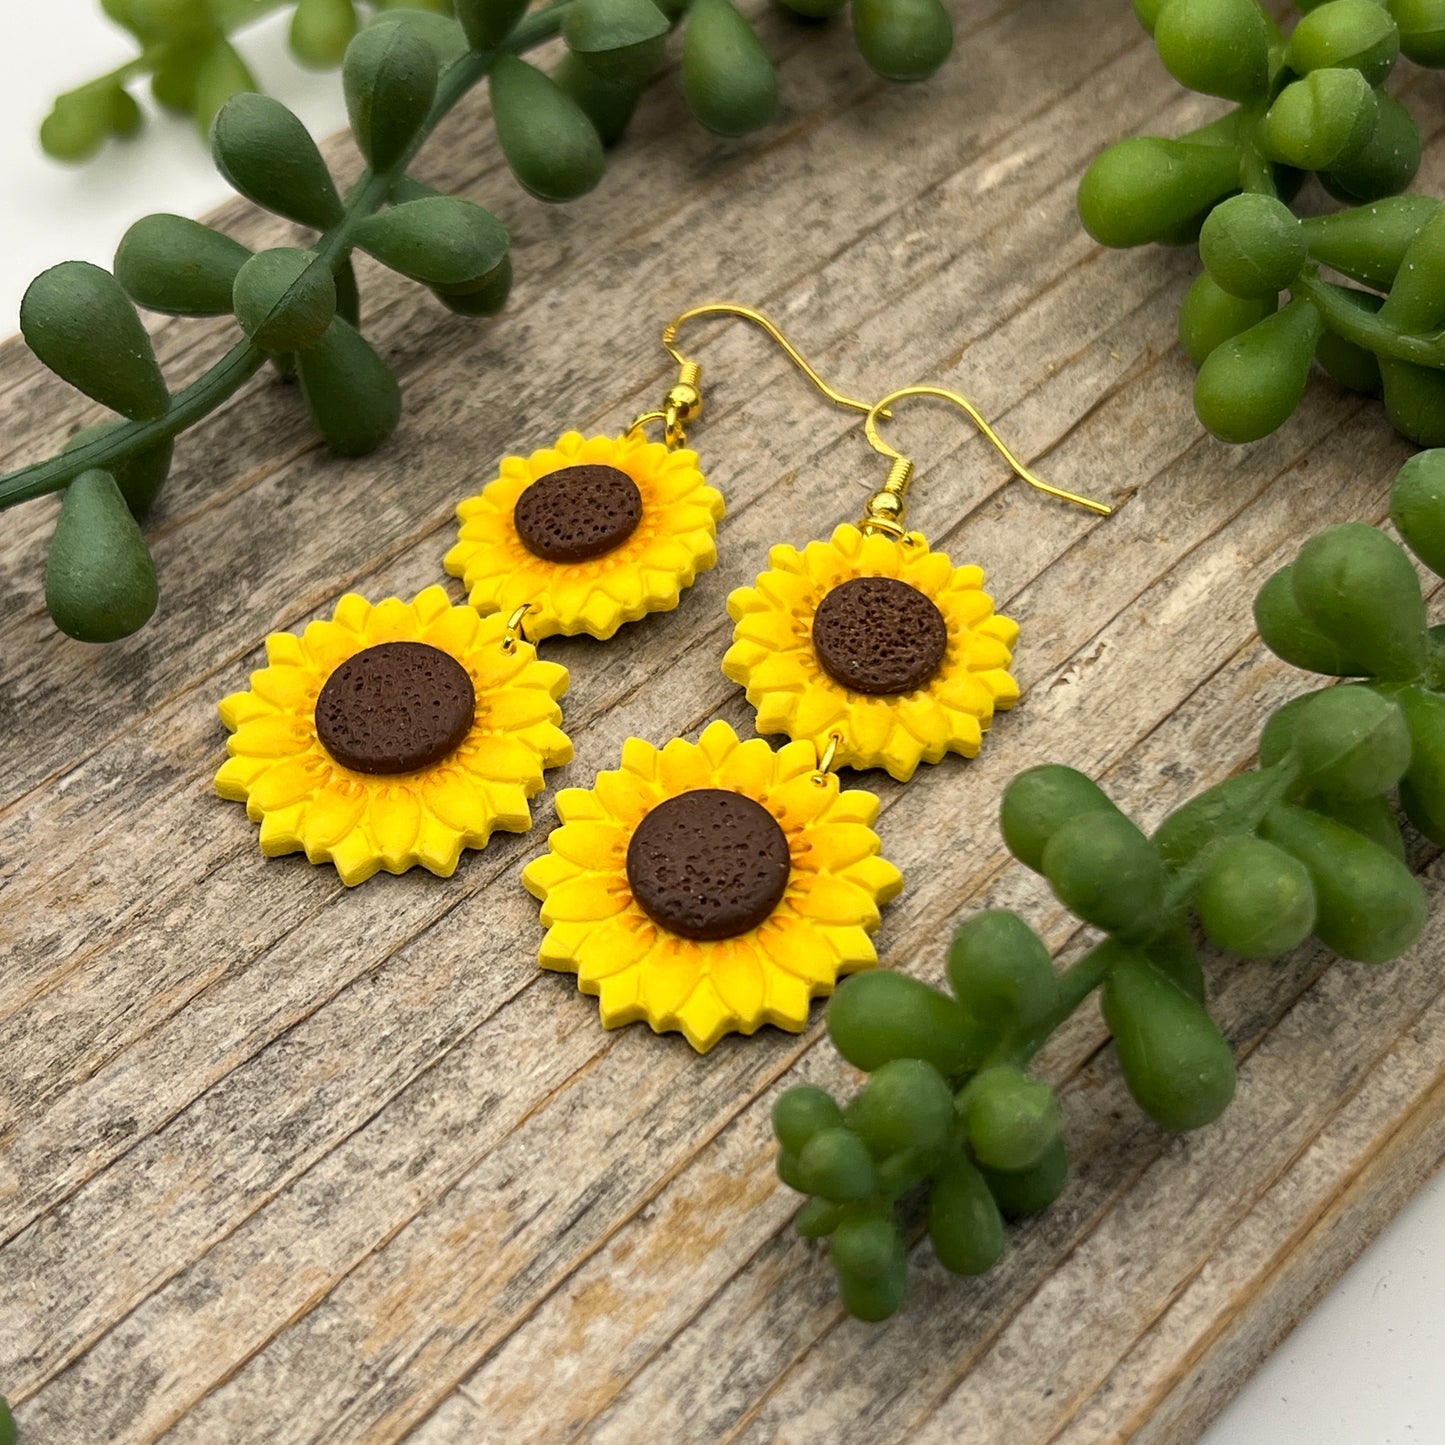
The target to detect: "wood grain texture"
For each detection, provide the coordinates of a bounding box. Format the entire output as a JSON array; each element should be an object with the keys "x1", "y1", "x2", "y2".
[{"x1": 2, "y1": 1, "x2": 1443, "y2": 1440}]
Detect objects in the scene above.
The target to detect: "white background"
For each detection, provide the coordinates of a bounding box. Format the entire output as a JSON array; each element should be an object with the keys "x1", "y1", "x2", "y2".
[{"x1": 2, "y1": 5, "x2": 1443, "y2": 1442}]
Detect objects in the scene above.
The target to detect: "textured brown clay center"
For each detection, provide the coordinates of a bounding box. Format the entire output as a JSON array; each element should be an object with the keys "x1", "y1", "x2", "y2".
[
  {"x1": 315, "y1": 642, "x2": 476, "y2": 775},
  {"x1": 513, "y1": 465, "x2": 643, "y2": 563},
  {"x1": 811, "y1": 576, "x2": 949, "y2": 696},
  {"x1": 626, "y1": 789, "x2": 792, "y2": 941}
]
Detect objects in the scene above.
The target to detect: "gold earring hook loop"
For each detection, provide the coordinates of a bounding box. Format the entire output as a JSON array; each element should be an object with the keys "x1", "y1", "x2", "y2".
[
  {"x1": 861, "y1": 385, "x2": 1114, "y2": 532},
  {"x1": 661, "y1": 302, "x2": 884, "y2": 419}
]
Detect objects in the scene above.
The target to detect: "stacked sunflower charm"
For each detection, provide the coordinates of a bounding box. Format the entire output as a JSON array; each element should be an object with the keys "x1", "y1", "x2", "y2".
[
  {"x1": 723, "y1": 524, "x2": 1020, "y2": 781},
  {"x1": 522, "y1": 721, "x2": 903, "y2": 1052},
  {"x1": 215, "y1": 586, "x2": 571, "y2": 885},
  {"x1": 727, "y1": 384, "x2": 1111, "y2": 780},
  {"x1": 444, "y1": 428, "x2": 724, "y2": 641}
]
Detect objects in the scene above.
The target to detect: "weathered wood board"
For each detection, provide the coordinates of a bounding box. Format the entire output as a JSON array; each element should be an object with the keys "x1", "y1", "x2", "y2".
[{"x1": 2, "y1": 1, "x2": 1444, "y2": 1439}]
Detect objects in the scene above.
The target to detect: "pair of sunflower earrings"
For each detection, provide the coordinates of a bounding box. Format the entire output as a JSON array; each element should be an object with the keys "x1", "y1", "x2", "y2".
[{"x1": 215, "y1": 304, "x2": 1112, "y2": 1051}]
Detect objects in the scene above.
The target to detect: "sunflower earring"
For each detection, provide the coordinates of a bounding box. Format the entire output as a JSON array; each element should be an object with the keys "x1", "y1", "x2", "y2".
[
  {"x1": 215, "y1": 587, "x2": 571, "y2": 885},
  {"x1": 443, "y1": 303, "x2": 883, "y2": 641},
  {"x1": 723, "y1": 384, "x2": 1114, "y2": 781}
]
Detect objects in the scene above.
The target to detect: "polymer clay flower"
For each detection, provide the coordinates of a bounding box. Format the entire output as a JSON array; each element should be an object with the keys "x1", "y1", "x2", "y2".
[
  {"x1": 722, "y1": 523, "x2": 1019, "y2": 782},
  {"x1": 444, "y1": 430, "x2": 725, "y2": 640},
  {"x1": 523, "y1": 719, "x2": 903, "y2": 1052},
  {"x1": 216, "y1": 586, "x2": 571, "y2": 885}
]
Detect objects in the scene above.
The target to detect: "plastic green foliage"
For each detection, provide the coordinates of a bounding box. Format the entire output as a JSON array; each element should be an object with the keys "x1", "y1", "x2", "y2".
[
  {"x1": 233, "y1": 248, "x2": 338, "y2": 351},
  {"x1": 45, "y1": 470, "x2": 160, "y2": 642},
  {"x1": 212, "y1": 93, "x2": 345, "y2": 230},
  {"x1": 355, "y1": 196, "x2": 508, "y2": 288},
  {"x1": 1081, "y1": 0, "x2": 1445, "y2": 446},
  {"x1": 682, "y1": 0, "x2": 779, "y2": 136},
  {"x1": 455, "y1": 0, "x2": 528, "y2": 49},
  {"x1": 343, "y1": 21, "x2": 438, "y2": 168},
  {"x1": 0, "y1": 1393, "x2": 14, "y2": 1445},
  {"x1": 291, "y1": 0, "x2": 361, "y2": 68},
  {"x1": 564, "y1": 0, "x2": 670, "y2": 85},
  {"x1": 62, "y1": 423, "x2": 173, "y2": 519},
  {"x1": 779, "y1": 454, "x2": 1445, "y2": 1320},
  {"x1": 553, "y1": 53, "x2": 644, "y2": 147},
  {"x1": 11, "y1": 0, "x2": 950, "y2": 645},
  {"x1": 20, "y1": 261, "x2": 169, "y2": 420},
  {"x1": 115, "y1": 214, "x2": 253, "y2": 316},
  {"x1": 851, "y1": 0, "x2": 954, "y2": 82},
  {"x1": 489, "y1": 56, "x2": 606, "y2": 202},
  {"x1": 296, "y1": 318, "x2": 402, "y2": 454}
]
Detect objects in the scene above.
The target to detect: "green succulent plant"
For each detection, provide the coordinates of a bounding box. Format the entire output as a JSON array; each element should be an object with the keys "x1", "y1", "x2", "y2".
[
  {"x1": 1080, "y1": 0, "x2": 1445, "y2": 448},
  {"x1": 776, "y1": 450, "x2": 1445, "y2": 1321},
  {"x1": 9, "y1": 0, "x2": 951, "y2": 644}
]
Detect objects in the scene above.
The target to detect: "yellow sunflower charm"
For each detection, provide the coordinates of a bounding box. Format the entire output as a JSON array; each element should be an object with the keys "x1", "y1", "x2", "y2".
[
  {"x1": 216, "y1": 586, "x2": 572, "y2": 885},
  {"x1": 723, "y1": 383, "x2": 1114, "y2": 782},
  {"x1": 444, "y1": 430, "x2": 724, "y2": 641},
  {"x1": 522, "y1": 720, "x2": 904, "y2": 1052},
  {"x1": 723, "y1": 523, "x2": 1019, "y2": 782}
]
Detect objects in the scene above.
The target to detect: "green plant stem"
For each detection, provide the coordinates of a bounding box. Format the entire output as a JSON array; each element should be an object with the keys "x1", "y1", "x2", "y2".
[
  {"x1": 980, "y1": 755, "x2": 1305, "y2": 1074},
  {"x1": 0, "y1": 1, "x2": 573, "y2": 512},
  {"x1": 1294, "y1": 271, "x2": 1445, "y2": 367}
]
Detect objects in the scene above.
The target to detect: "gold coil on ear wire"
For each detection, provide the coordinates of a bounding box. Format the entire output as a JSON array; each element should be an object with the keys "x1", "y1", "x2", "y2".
[{"x1": 630, "y1": 302, "x2": 883, "y2": 450}]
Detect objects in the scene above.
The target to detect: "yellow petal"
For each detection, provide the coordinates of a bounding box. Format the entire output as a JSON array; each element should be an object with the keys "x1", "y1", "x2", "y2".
[
  {"x1": 422, "y1": 769, "x2": 494, "y2": 836},
  {"x1": 539, "y1": 876, "x2": 630, "y2": 924},
  {"x1": 673, "y1": 979, "x2": 733, "y2": 1052},
  {"x1": 847, "y1": 853, "x2": 905, "y2": 904},
  {"x1": 793, "y1": 821, "x2": 881, "y2": 872},
  {"x1": 551, "y1": 820, "x2": 629, "y2": 870},
  {"x1": 639, "y1": 945, "x2": 704, "y2": 1026},
  {"x1": 218, "y1": 690, "x2": 270, "y2": 730},
  {"x1": 228, "y1": 715, "x2": 313, "y2": 759},
  {"x1": 523, "y1": 850, "x2": 584, "y2": 897},
  {"x1": 250, "y1": 664, "x2": 317, "y2": 713},
  {"x1": 762, "y1": 970, "x2": 815, "y2": 1033},
  {"x1": 264, "y1": 631, "x2": 306, "y2": 667},
  {"x1": 420, "y1": 604, "x2": 481, "y2": 657},
  {"x1": 595, "y1": 768, "x2": 657, "y2": 827},
  {"x1": 368, "y1": 597, "x2": 416, "y2": 643},
  {"x1": 302, "y1": 619, "x2": 359, "y2": 673},
  {"x1": 333, "y1": 593, "x2": 373, "y2": 633},
  {"x1": 697, "y1": 719, "x2": 743, "y2": 769},
  {"x1": 413, "y1": 585, "x2": 453, "y2": 623},
  {"x1": 414, "y1": 815, "x2": 464, "y2": 876},
  {"x1": 249, "y1": 757, "x2": 322, "y2": 812},
  {"x1": 792, "y1": 872, "x2": 881, "y2": 926},
  {"x1": 708, "y1": 945, "x2": 766, "y2": 1029},
  {"x1": 479, "y1": 687, "x2": 564, "y2": 733},
  {"x1": 299, "y1": 784, "x2": 368, "y2": 850},
  {"x1": 555, "y1": 788, "x2": 609, "y2": 824},
  {"x1": 466, "y1": 734, "x2": 548, "y2": 787},
  {"x1": 330, "y1": 830, "x2": 381, "y2": 887},
  {"x1": 258, "y1": 804, "x2": 304, "y2": 855},
  {"x1": 573, "y1": 914, "x2": 656, "y2": 983},
  {"x1": 215, "y1": 756, "x2": 266, "y2": 801},
  {"x1": 369, "y1": 787, "x2": 422, "y2": 868}
]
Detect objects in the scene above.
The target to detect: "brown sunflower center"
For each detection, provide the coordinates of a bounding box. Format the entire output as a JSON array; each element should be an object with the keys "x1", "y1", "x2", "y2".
[
  {"x1": 625, "y1": 789, "x2": 791, "y2": 942},
  {"x1": 811, "y1": 576, "x2": 949, "y2": 696},
  {"x1": 315, "y1": 641, "x2": 475, "y2": 775},
  {"x1": 513, "y1": 465, "x2": 643, "y2": 563}
]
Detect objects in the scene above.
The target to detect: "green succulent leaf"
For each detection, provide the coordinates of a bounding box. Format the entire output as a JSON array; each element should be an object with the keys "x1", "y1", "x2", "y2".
[
  {"x1": 490, "y1": 55, "x2": 606, "y2": 201},
  {"x1": 45, "y1": 470, "x2": 160, "y2": 642},
  {"x1": 212, "y1": 92, "x2": 345, "y2": 229},
  {"x1": 354, "y1": 196, "x2": 509, "y2": 288},
  {"x1": 21, "y1": 260, "x2": 169, "y2": 420},
  {"x1": 343, "y1": 20, "x2": 439, "y2": 170}
]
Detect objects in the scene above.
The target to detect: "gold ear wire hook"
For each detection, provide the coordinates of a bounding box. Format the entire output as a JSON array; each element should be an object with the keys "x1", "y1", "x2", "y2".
[
  {"x1": 860, "y1": 384, "x2": 1113, "y2": 536},
  {"x1": 629, "y1": 302, "x2": 885, "y2": 450}
]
